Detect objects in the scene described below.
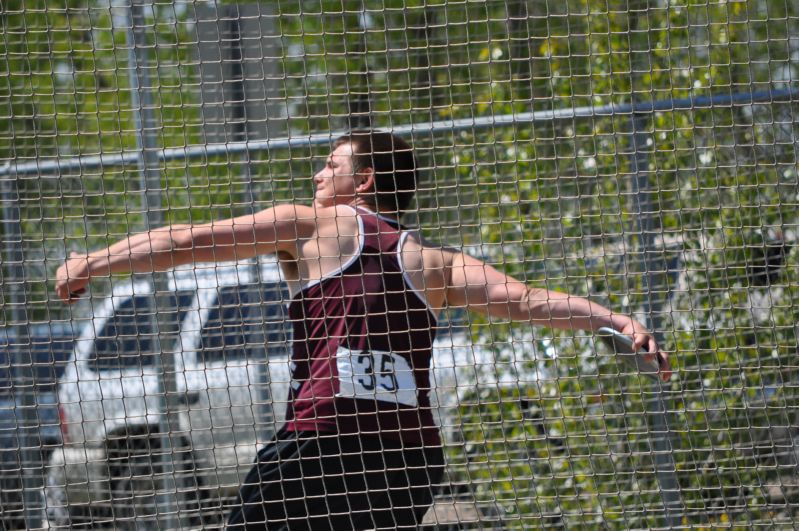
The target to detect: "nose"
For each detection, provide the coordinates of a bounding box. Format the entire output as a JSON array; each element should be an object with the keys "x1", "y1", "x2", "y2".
[{"x1": 314, "y1": 167, "x2": 333, "y2": 182}]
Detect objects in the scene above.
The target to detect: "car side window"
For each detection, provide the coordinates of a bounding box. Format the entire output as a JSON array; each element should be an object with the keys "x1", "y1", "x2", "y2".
[
  {"x1": 197, "y1": 282, "x2": 290, "y2": 364},
  {"x1": 91, "y1": 292, "x2": 194, "y2": 372}
]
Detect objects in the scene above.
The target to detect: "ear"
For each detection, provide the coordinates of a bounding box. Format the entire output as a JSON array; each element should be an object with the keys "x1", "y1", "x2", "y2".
[{"x1": 356, "y1": 167, "x2": 375, "y2": 193}]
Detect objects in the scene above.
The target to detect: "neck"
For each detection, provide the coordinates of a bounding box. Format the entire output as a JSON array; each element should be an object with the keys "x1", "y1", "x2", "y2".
[{"x1": 350, "y1": 198, "x2": 399, "y2": 220}]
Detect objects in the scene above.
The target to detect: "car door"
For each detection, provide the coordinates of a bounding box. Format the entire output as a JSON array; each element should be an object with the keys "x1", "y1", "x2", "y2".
[
  {"x1": 182, "y1": 278, "x2": 292, "y2": 488},
  {"x1": 63, "y1": 286, "x2": 193, "y2": 448}
]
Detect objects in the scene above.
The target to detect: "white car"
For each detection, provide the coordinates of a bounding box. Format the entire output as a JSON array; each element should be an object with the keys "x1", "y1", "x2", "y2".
[{"x1": 43, "y1": 258, "x2": 293, "y2": 528}]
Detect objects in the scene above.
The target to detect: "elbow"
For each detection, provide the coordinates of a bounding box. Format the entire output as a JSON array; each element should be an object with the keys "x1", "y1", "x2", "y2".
[
  {"x1": 149, "y1": 226, "x2": 195, "y2": 270},
  {"x1": 157, "y1": 225, "x2": 241, "y2": 266},
  {"x1": 169, "y1": 225, "x2": 195, "y2": 251}
]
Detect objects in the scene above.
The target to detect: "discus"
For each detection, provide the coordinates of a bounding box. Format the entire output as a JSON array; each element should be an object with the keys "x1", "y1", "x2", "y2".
[{"x1": 596, "y1": 326, "x2": 661, "y2": 379}]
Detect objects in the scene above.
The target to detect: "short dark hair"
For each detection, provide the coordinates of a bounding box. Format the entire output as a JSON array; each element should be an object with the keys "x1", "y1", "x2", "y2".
[{"x1": 333, "y1": 130, "x2": 418, "y2": 214}]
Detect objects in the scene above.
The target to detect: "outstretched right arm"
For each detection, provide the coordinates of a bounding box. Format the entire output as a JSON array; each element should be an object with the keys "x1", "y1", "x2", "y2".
[{"x1": 54, "y1": 203, "x2": 312, "y2": 303}]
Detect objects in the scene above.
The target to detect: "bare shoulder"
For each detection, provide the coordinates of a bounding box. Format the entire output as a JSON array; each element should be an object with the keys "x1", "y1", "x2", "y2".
[
  {"x1": 297, "y1": 204, "x2": 359, "y2": 239},
  {"x1": 399, "y1": 233, "x2": 457, "y2": 310},
  {"x1": 399, "y1": 233, "x2": 460, "y2": 269},
  {"x1": 254, "y1": 203, "x2": 314, "y2": 225},
  {"x1": 252, "y1": 203, "x2": 354, "y2": 237}
]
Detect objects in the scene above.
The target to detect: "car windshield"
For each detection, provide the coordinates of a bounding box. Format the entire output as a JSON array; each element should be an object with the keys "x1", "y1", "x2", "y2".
[
  {"x1": 197, "y1": 282, "x2": 290, "y2": 364},
  {"x1": 90, "y1": 292, "x2": 194, "y2": 371}
]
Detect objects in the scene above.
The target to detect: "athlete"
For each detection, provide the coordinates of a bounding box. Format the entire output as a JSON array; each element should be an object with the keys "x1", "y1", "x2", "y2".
[{"x1": 55, "y1": 130, "x2": 671, "y2": 529}]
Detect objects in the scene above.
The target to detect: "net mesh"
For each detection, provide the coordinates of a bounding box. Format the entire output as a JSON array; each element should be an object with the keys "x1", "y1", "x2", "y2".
[{"x1": 1, "y1": 0, "x2": 798, "y2": 528}]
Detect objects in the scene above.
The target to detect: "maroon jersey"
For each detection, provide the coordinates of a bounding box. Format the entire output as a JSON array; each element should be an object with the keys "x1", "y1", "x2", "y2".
[{"x1": 283, "y1": 207, "x2": 440, "y2": 446}]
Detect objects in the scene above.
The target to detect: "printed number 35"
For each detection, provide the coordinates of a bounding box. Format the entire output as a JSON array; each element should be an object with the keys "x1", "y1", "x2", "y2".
[{"x1": 357, "y1": 352, "x2": 399, "y2": 392}]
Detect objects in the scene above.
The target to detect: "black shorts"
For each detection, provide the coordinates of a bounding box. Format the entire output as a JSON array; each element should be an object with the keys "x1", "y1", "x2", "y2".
[{"x1": 226, "y1": 429, "x2": 445, "y2": 530}]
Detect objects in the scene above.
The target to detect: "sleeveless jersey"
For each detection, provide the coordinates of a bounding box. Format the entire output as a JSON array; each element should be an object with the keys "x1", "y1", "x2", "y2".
[{"x1": 283, "y1": 207, "x2": 440, "y2": 447}]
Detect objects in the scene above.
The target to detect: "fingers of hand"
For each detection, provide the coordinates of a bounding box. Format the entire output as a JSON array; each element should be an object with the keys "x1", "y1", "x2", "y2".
[
  {"x1": 656, "y1": 351, "x2": 672, "y2": 382},
  {"x1": 635, "y1": 333, "x2": 672, "y2": 382},
  {"x1": 633, "y1": 334, "x2": 654, "y2": 354},
  {"x1": 68, "y1": 287, "x2": 86, "y2": 301},
  {"x1": 56, "y1": 277, "x2": 86, "y2": 303}
]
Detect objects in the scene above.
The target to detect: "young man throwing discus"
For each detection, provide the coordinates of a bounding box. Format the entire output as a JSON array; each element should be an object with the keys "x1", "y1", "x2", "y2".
[{"x1": 55, "y1": 130, "x2": 671, "y2": 530}]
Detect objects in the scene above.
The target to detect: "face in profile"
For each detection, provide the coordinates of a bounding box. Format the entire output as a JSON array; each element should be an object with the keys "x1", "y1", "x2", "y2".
[{"x1": 313, "y1": 143, "x2": 359, "y2": 207}]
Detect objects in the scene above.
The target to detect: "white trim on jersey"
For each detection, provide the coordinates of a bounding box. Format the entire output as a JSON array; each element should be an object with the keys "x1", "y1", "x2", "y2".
[
  {"x1": 287, "y1": 205, "x2": 366, "y2": 297},
  {"x1": 397, "y1": 231, "x2": 436, "y2": 315}
]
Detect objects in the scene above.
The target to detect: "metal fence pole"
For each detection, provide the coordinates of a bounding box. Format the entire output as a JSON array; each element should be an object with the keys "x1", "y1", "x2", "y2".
[
  {"x1": 1, "y1": 88, "x2": 796, "y2": 179},
  {"x1": 1, "y1": 172, "x2": 41, "y2": 529},
  {"x1": 123, "y1": 1, "x2": 182, "y2": 527},
  {"x1": 630, "y1": 110, "x2": 683, "y2": 527}
]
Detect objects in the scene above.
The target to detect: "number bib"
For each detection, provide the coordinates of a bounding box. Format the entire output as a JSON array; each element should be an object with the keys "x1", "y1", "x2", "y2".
[{"x1": 335, "y1": 347, "x2": 418, "y2": 407}]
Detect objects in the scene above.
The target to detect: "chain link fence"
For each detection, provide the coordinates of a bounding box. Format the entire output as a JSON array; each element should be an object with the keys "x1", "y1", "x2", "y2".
[{"x1": 1, "y1": 1, "x2": 798, "y2": 528}]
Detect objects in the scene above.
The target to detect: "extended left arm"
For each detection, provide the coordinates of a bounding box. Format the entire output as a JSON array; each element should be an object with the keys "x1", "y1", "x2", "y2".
[{"x1": 444, "y1": 250, "x2": 671, "y2": 381}]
